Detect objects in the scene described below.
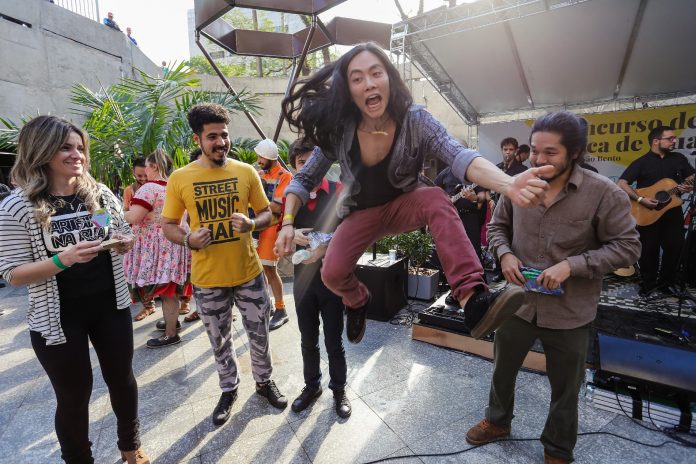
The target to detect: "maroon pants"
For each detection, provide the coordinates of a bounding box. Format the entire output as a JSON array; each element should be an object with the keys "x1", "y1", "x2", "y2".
[{"x1": 321, "y1": 187, "x2": 485, "y2": 308}]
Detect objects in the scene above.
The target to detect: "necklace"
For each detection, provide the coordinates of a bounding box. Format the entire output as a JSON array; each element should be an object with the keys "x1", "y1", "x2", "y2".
[
  {"x1": 358, "y1": 127, "x2": 389, "y2": 136},
  {"x1": 49, "y1": 194, "x2": 81, "y2": 213},
  {"x1": 358, "y1": 119, "x2": 392, "y2": 136}
]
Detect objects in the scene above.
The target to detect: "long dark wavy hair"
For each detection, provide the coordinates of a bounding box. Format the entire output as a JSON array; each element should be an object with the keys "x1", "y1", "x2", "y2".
[{"x1": 282, "y1": 42, "x2": 413, "y2": 151}]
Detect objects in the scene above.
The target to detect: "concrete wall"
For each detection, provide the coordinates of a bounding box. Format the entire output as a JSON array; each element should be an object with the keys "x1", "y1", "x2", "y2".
[
  {"x1": 0, "y1": 0, "x2": 161, "y2": 122},
  {"x1": 194, "y1": 68, "x2": 472, "y2": 146}
]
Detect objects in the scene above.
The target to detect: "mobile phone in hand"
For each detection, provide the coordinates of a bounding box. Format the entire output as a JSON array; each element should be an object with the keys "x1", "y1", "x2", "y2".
[{"x1": 101, "y1": 238, "x2": 124, "y2": 250}]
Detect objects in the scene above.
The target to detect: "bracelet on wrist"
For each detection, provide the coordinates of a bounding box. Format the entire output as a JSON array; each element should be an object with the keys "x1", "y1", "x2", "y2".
[
  {"x1": 282, "y1": 213, "x2": 294, "y2": 222},
  {"x1": 636, "y1": 196, "x2": 643, "y2": 203},
  {"x1": 281, "y1": 223, "x2": 294, "y2": 228},
  {"x1": 52, "y1": 254, "x2": 70, "y2": 271},
  {"x1": 250, "y1": 219, "x2": 256, "y2": 232},
  {"x1": 183, "y1": 232, "x2": 192, "y2": 249}
]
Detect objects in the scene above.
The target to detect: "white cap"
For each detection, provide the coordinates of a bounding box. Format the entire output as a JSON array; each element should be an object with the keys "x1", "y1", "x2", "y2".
[{"x1": 254, "y1": 138, "x2": 279, "y2": 160}]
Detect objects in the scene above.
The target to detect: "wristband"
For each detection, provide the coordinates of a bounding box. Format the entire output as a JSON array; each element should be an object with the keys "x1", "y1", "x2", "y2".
[
  {"x1": 250, "y1": 219, "x2": 256, "y2": 232},
  {"x1": 636, "y1": 197, "x2": 643, "y2": 203},
  {"x1": 283, "y1": 213, "x2": 294, "y2": 222},
  {"x1": 183, "y1": 232, "x2": 192, "y2": 249},
  {"x1": 52, "y1": 254, "x2": 70, "y2": 270},
  {"x1": 281, "y1": 223, "x2": 295, "y2": 228}
]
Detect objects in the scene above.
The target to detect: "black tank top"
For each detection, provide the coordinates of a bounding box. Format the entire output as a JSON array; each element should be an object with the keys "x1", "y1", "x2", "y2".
[{"x1": 349, "y1": 128, "x2": 403, "y2": 209}]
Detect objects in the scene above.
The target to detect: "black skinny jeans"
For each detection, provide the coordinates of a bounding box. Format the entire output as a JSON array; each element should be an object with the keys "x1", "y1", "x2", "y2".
[
  {"x1": 293, "y1": 270, "x2": 347, "y2": 391},
  {"x1": 30, "y1": 293, "x2": 140, "y2": 464}
]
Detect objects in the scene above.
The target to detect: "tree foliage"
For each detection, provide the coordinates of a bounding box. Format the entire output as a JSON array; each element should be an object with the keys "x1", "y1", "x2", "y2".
[{"x1": 70, "y1": 62, "x2": 261, "y2": 188}]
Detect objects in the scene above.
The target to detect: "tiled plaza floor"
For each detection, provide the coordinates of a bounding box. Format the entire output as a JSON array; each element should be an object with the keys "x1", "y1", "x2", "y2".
[{"x1": 0, "y1": 282, "x2": 692, "y2": 463}]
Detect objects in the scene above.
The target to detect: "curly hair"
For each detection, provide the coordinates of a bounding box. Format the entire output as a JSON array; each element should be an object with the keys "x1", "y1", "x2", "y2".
[
  {"x1": 10, "y1": 115, "x2": 101, "y2": 228},
  {"x1": 187, "y1": 103, "x2": 230, "y2": 135},
  {"x1": 282, "y1": 42, "x2": 413, "y2": 151}
]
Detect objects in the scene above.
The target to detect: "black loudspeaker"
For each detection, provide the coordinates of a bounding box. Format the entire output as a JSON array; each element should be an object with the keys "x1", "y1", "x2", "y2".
[
  {"x1": 597, "y1": 333, "x2": 696, "y2": 394},
  {"x1": 355, "y1": 254, "x2": 408, "y2": 321}
]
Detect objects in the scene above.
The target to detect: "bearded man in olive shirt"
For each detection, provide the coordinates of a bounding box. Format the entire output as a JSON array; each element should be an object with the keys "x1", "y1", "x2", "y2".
[{"x1": 466, "y1": 112, "x2": 641, "y2": 464}]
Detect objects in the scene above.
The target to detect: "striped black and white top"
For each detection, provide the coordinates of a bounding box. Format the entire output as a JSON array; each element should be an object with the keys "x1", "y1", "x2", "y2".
[{"x1": 0, "y1": 184, "x2": 132, "y2": 345}]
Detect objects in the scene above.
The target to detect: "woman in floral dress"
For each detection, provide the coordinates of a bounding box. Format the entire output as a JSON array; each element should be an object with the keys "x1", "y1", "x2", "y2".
[{"x1": 124, "y1": 149, "x2": 191, "y2": 347}]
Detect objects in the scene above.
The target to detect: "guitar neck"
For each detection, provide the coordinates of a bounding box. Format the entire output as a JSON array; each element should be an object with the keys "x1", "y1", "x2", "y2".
[
  {"x1": 666, "y1": 177, "x2": 694, "y2": 196},
  {"x1": 451, "y1": 183, "x2": 478, "y2": 203}
]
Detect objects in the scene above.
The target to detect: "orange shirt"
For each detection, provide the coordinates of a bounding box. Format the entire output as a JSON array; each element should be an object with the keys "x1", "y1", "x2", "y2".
[
  {"x1": 258, "y1": 163, "x2": 292, "y2": 226},
  {"x1": 122, "y1": 184, "x2": 135, "y2": 211}
]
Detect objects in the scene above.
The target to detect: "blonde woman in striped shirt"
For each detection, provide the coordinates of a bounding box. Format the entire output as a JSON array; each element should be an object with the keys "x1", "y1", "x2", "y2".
[{"x1": 0, "y1": 116, "x2": 148, "y2": 464}]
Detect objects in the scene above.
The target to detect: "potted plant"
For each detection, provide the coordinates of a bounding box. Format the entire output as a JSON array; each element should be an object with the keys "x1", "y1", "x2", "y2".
[{"x1": 378, "y1": 230, "x2": 439, "y2": 300}]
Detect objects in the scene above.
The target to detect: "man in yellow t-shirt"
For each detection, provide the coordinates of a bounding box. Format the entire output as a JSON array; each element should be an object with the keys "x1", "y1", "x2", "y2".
[
  {"x1": 161, "y1": 103, "x2": 288, "y2": 427},
  {"x1": 255, "y1": 138, "x2": 293, "y2": 330}
]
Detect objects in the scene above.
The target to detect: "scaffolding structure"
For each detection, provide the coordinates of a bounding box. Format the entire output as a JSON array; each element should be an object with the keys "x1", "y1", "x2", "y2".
[{"x1": 390, "y1": 0, "x2": 696, "y2": 126}]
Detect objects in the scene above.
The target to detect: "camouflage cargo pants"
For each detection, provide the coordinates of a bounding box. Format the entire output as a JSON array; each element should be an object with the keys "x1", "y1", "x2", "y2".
[{"x1": 194, "y1": 273, "x2": 273, "y2": 392}]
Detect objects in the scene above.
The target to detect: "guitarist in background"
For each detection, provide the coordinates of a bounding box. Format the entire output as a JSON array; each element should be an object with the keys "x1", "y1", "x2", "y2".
[
  {"x1": 435, "y1": 166, "x2": 486, "y2": 264},
  {"x1": 618, "y1": 126, "x2": 695, "y2": 296}
]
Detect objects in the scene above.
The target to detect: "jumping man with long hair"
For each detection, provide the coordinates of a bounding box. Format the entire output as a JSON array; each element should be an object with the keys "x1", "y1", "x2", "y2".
[{"x1": 275, "y1": 42, "x2": 554, "y2": 343}]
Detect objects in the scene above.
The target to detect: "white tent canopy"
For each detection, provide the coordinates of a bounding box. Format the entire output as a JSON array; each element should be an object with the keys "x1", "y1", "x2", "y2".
[{"x1": 395, "y1": 0, "x2": 696, "y2": 124}]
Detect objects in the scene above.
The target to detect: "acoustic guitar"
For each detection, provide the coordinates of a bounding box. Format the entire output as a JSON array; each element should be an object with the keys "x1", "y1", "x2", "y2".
[{"x1": 630, "y1": 178, "x2": 694, "y2": 226}]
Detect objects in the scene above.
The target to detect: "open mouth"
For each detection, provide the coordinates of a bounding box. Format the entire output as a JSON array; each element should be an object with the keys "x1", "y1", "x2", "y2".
[{"x1": 365, "y1": 94, "x2": 382, "y2": 110}]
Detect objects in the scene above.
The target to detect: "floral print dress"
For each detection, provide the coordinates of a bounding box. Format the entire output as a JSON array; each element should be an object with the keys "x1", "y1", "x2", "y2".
[{"x1": 123, "y1": 180, "x2": 191, "y2": 302}]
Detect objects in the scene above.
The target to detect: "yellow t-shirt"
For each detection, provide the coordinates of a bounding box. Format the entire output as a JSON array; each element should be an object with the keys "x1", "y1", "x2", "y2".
[{"x1": 162, "y1": 160, "x2": 270, "y2": 288}]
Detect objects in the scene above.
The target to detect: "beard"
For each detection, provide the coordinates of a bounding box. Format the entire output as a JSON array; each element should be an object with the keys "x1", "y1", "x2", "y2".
[
  {"x1": 203, "y1": 146, "x2": 228, "y2": 167},
  {"x1": 537, "y1": 160, "x2": 573, "y2": 183}
]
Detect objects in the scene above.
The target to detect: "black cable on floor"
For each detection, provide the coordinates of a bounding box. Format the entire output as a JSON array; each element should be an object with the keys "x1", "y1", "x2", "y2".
[
  {"x1": 362, "y1": 379, "x2": 695, "y2": 464},
  {"x1": 361, "y1": 431, "x2": 687, "y2": 464}
]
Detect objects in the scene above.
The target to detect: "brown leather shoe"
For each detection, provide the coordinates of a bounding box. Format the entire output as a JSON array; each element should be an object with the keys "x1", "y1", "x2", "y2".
[
  {"x1": 465, "y1": 419, "x2": 511, "y2": 445},
  {"x1": 544, "y1": 451, "x2": 571, "y2": 464},
  {"x1": 121, "y1": 448, "x2": 150, "y2": 464}
]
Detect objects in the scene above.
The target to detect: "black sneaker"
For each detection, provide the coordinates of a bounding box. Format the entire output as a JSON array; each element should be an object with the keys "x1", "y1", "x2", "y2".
[
  {"x1": 155, "y1": 320, "x2": 181, "y2": 331},
  {"x1": 146, "y1": 334, "x2": 181, "y2": 348},
  {"x1": 269, "y1": 308, "x2": 289, "y2": 331},
  {"x1": 256, "y1": 380, "x2": 288, "y2": 409},
  {"x1": 333, "y1": 389, "x2": 351, "y2": 418},
  {"x1": 212, "y1": 390, "x2": 238, "y2": 426},
  {"x1": 291, "y1": 386, "x2": 322, "y2": 413},
  {"x1": 465, "y1": 286, "x2": 525, "y2": 339},
  {"x1": 345, "y1": 296, "x2": 370, "y2": 344}
]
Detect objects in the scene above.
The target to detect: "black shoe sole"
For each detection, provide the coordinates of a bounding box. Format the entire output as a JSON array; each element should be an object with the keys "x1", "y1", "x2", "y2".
[
  {"x1": 212, "y1": 413, "x2": 231, "y2": 426},
  {"x1": 269, "y1": 317, "x2": 289, "y2": 331},
  {"x1": 291, "y1": 388, "x2": 323, "y2": 412},
  {"x1": 346, "y1": 309, "x2": 367, "y2": 344},
  {"x1": 470, "y1": 286, "x2": 525, "y2": 339},
  {"x1": 145, "y1": 337, "x2": 181, "y2": 348}
]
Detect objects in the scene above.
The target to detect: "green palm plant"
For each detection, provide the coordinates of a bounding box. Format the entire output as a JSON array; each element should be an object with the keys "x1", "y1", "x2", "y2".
[
  {"x1": 70, "y1": 62, "x2": 261, "y2": 188},
  {"x1": 230, "y1": 137, "x2": 291, "y2": 167},
  {"x1": 0, "y1": 117, "x2": 22, "y2": 154}
]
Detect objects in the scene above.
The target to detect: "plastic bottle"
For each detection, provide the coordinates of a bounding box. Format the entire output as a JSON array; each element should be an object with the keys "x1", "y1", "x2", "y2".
[{"x1": 583, "y1": 368, "x2": 595, "y2": 402}]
